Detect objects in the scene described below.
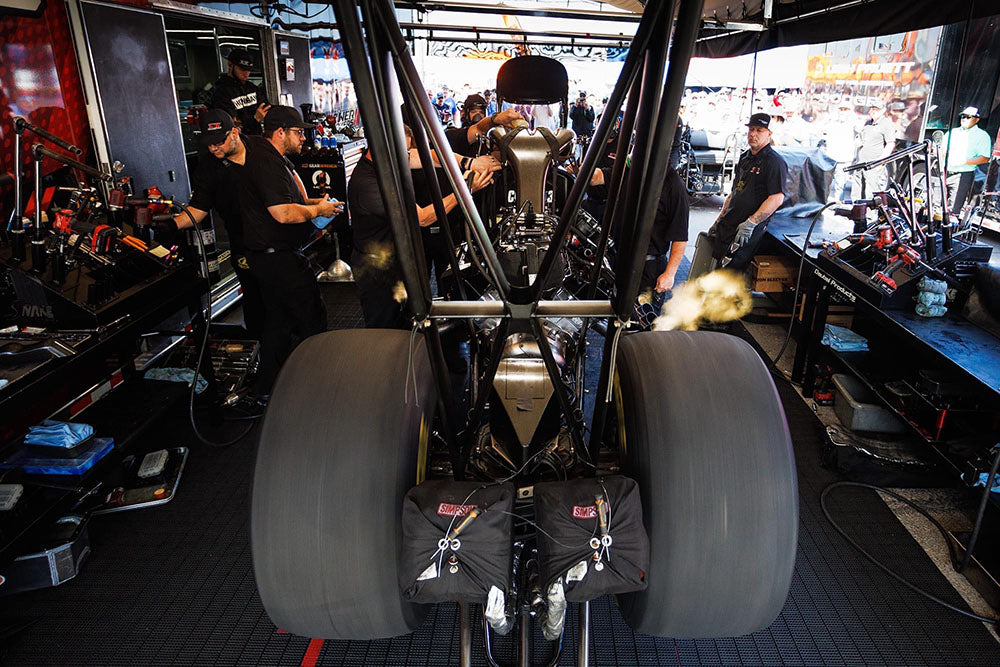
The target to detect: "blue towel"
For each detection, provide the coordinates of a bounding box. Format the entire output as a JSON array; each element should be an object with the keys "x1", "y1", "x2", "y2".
[
  {"x1": 24, "y1": 419, "x2": 94, "y2": 449},
  {"x1": 915, "y1": 302, "x2": 948, "y2": 318},
  {"x1": 917, "y1": 276, "x2": 948, "y2": 294},
  {"x1": 312, "y1": 214, "x2": 335, "y2": 230},
  {"x1": 821, "y1": 324, "x2": 869, "y2": 352},
  {"x1": 974, "y1": 472, "x2": 1000, "y2": 492}
]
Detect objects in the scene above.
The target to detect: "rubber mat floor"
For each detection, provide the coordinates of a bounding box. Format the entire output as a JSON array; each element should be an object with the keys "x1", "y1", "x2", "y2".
[{"x1": 1, "y1": 284, "x2": 998, "y2": 665}]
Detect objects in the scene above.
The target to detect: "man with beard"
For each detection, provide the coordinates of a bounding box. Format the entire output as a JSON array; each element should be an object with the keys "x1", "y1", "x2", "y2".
[
  {"x1": 210, "y1": 48, "x2": 269, "y2": 136},
  {"x1": 155, "y1": 110, "x2": 264, "y2": 339},
  {"x1": 708, "y1": 112, "x2": 787, "y2": 272},
  {"x1": 445, "y1": 95, "x2": 524, "y2": 158},
  {"x1": 238, "y1": 106, "x2": 342, "y2": 395}
]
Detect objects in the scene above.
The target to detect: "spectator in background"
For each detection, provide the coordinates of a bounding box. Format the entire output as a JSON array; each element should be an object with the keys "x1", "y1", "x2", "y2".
[
  {"x1": 432, "y1": 93, "x2": 449, "y2": 125},
  {"x1": 945, "y1": 105, "x2": 992, "y2": 215},
  {"x1": 852, "y1": 100, "x2": 895, "y2": 199},
  {"x1": 532, "y1": 103, "x2": 556, "y2": 131},
  {"x1": 825, "y1": 102, "x2": 858, "y2": 201},
  {"x1": 442, "y1": 88, "x2": 459, "y2": 120},
  {"x1": 570, "y1": 92, "x2": 596, "y2": 138},
  {"x1": 903, "y1": 91, "x2": 926, "y2": 144}
]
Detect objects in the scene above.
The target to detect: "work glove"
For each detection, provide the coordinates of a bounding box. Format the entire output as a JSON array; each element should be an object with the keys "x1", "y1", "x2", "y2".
[{"x1": 733, "y1": 219, "x2": 757, "y2": 246}]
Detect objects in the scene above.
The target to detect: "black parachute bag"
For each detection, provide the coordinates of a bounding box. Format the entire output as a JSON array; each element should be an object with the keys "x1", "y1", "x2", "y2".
[
  {"x1": 399, "y1": 480, "x2": 514, "y2": 604},
  {"x1": 533, "y1": 475, "x2": 649, "y2": 602}
]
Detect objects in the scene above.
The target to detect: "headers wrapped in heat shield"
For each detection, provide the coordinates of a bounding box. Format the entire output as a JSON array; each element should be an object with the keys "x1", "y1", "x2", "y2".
[
  {"x1": 399, "y1": 481, "x2": 515, "y2": 604},
  {"x1": 533, "y1": 476, "x2": 649, "y2": 602}
]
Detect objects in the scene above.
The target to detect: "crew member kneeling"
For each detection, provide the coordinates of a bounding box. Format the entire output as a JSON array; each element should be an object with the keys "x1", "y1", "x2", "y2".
[
  {"x1": 708, "y1": 113, "x2": 787, "y2": 272},
  {"x1": 238, "y1": 106, "x2": 342, "y2": 395}
]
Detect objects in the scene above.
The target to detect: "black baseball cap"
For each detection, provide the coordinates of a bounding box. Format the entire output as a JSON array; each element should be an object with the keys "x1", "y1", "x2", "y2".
[
  {"x1": 199, "y1": 109, "x2": 234, "y2": 145},
  {"x1": 227, "y1": 48, "x2": 254, "y2": 70},
  {"x1": 464, "y1": 94, "x2": 486, "y2": 110},
  {"x1": 746, "y1": 112, "x2": 771, "y2": 129},
  {"x1": 262, "y1": 105, "x2": 308, "y2": 133}
]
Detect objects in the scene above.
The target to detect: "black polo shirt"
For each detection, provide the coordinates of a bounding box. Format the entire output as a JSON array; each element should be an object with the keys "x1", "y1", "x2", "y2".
[
  {"x1": 188, "y1": 139, "x2": 247, "y2": 252},
  {"x1": 649, "y1": 165, "x2": 689, "y2": 256},
  {"x1": 347, "y1": 155, "x2": 394, "y2": 253},
  {"x1": 238, "y1": 136, "x2": 312, "y2": 252},
  {"x1": 717, "y1": 144, "x2": 787, "y2": 229}
]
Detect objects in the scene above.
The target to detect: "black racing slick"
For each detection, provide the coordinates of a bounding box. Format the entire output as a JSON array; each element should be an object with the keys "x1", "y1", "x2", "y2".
[{"x1": 210, "y1": 73, "x2": 267, "y2": 136}]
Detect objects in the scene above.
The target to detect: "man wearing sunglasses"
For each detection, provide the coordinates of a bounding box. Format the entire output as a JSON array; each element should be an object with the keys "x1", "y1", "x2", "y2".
[
  {"x1": 238, "y1": 105, "x2": 343, "y2": 396},
  {"x1": 945, "y1": 106, "x2": 992, "y2": 215},
  {"x1": 157, "y1": 110, "x2": 264, "y2": 341}
]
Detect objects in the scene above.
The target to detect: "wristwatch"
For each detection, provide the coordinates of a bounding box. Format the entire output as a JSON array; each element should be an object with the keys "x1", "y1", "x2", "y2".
[
  {"x1": 461, "y1": 156, "x2": 472, "y2": 170},
  {"x1": 489, "y1": 112, "x2": 500, "y2": 126}
]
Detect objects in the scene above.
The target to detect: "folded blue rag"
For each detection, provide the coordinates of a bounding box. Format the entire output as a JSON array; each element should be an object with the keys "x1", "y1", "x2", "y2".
[
  {"x1": 821, "y1": 324, "x2": 869, "y2": 352},
  {"x1": 24, "y1": 419, "x2": 94, "y2": 449}
]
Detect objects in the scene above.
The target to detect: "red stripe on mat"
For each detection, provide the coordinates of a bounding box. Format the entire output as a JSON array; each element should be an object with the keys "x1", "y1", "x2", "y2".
[{"x1": 301, "y1": 638, "x2": 324, "y2": 667}]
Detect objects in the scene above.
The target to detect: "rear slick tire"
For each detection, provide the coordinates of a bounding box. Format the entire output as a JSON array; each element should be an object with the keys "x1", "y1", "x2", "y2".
[
  {"x1": 251, "y1": 329, "x2": 436, "y2": 639},
  {"x1": 614, "y1": 330, "x2": 798, "y2": 638}
]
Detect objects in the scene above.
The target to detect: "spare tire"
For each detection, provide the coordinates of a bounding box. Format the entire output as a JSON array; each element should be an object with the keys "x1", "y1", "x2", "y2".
[
  {"x1": 251, "y1": 329, "x2": 436, "y2": 639},
  {"x1": 614, "y1": 330, "x2": 798, "y2": 638}
]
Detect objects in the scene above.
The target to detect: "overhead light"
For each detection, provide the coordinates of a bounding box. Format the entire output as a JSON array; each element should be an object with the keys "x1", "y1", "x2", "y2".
[
  {"x1": 725, "y1": 21, "x2": 766, "y2": 31},
  {"x1": 166, "y1": 29, "x2": 215, "y2": 33}
]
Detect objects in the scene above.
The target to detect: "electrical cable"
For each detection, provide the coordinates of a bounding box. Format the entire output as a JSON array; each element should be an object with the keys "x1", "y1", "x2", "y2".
[
  {"x1": 503, "y1": 511, "x2": 598, "y2": 550},
  {"x1": 768, "y1": 201, "x2": 836, "y2": 377},
  {"x1": 178, "y1": 204, "x2": 258, "y2": 448},
  {"x1": 821, "y1": 481, "x2": 998, "y2": 626}
]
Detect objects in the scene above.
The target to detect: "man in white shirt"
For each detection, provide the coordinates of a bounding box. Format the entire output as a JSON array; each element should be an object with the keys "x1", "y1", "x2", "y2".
[
  {"x1": 825, "y1": 103, "x2": 858, "y2": 201},
  {"x1": 531, "y1": 103, "x2": 555, "y2": 131},
  {"x1": 945, "y1": 106, "x2": 992, "y2": 215}
]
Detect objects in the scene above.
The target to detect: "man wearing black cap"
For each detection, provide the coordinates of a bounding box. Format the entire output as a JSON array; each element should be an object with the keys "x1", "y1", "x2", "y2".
[
  {"x1": 156, "y1": 109, "x2": 264, "y2": 338},
  {"x1": 445, "y1": 96, "x2": 523, "y2": 158},
  {"x1": 210, "y1": 48, "x2": 270, "y2": 136},
  {"x1": 708, "y1": 112, "x2": 787, "y2": 272},
  {"x1": 238, "y1": 105, "x2": 343, "y2": 394}
]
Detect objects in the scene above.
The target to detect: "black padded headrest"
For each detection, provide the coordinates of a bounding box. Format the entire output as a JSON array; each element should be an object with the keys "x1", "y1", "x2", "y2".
[{"x1": 496, "y1": 56, "x2": 568, "y2": 104}]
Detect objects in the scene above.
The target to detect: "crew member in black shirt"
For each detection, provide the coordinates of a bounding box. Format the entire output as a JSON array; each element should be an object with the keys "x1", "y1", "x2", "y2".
[
  {"x1": 238, "y1": 105, "x2": 342, "y2": 393},
  {"x1": 348, "y1": 125, "x2": 493, "y2": 329},
  {"x1": 445, "y1": 99, "x2": 524, "y2": 158},
  {"x1": 642, "y1": 165, "x2": 689, "y2": 310},
  {"x1": 708, "y1": 113, "x2": 787, "y2": 272},
  {"x1": 155, "y1": 109, "x2": 264, "y2": 338},
  {"x1": 210, "y1": 48, "x2": 270, "y2": 136},
  {"x1": 583, "y1": 158, "x2": 689, "y2": 312}
]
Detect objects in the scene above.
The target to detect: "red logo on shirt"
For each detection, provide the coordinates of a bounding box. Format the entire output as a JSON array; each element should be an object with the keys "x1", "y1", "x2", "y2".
[{"x1": 572, "y1": 505, "x2": 598, "y2": 519}]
